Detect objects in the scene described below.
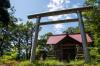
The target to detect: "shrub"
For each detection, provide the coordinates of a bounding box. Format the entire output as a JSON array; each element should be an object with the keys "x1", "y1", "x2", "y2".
[
  {"x1": 0, "y1": 55, "x2": 13, "y2": 64},
  {"x1": 90, "y1": 47, "x2": 98, "y2": 58},
  {"x1": 69, "y1": 60, "x2": 85, "y2": 65},
  {"x1": 37, "y1": 59, "x2": 64, "y2": 66},
  {"x1": 2, "y1": 51, "x2": 17, "y2": 60},
  {"x1": 18, "y1": 61, "x2": 35, "y2": 66},
  {"x1": 0, "y1": 59, "x2": 10, "y2": 64},
  {"x1": 84, "y1": 64, "x2": 92, "y2": 66},
  {"x1": 97, "y1": 63, "x2": 100, "y2": 66},
  {"x1": 2, "y1": 55, "x2": 12, "y2": 60},
  {"x1": 89, "y1": 47, "x2": 100, "y2": 64}
]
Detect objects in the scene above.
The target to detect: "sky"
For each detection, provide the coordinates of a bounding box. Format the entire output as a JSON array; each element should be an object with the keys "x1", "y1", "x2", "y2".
[{"x1": 10, "y1": 0, "x2": 85, "y2": 35}]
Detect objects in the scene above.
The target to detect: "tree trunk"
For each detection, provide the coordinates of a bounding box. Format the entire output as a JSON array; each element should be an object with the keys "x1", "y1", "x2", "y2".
[{"x1": 17, "y1": 37, "x2": 21, "y2": 60}]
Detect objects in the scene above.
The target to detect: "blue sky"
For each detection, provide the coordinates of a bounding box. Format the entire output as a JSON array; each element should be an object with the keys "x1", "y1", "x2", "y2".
[{"x1": 10, "y1": 0, "x2": 85, "y2": 35}]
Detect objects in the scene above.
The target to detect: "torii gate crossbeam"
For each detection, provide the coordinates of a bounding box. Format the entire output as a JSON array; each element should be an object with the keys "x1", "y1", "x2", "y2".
[{"x1": 28, "y1": 6, "x2": 93, "y2": 63}]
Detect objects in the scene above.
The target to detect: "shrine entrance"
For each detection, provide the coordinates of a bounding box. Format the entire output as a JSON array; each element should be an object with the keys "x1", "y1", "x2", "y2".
[
  {"x1": 27, "y1": 6, "x2": 93, "y2": 63},
  {"x1": 62, "y1": 46, "x2": 76, "y2": 61}
]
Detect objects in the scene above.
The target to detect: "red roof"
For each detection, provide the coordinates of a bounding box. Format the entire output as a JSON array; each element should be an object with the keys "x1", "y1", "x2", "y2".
[
  {"x1": 47, "y1": 33, "x2": 92, "y2": 45},
  {"x1": 69, "y1": 34, "x2": 92, "y2": 43},
  {"x1": 46, "y1": 35, "x2": 66, "y2": 44}
]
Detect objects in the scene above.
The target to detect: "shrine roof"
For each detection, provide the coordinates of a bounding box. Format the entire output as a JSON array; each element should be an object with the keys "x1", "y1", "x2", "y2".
[{"x1": 47, "y1": 33, "x2": 92, "y2": 45}]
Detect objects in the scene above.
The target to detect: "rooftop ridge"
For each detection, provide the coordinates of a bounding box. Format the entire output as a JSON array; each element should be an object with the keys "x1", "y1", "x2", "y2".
[{"x1": 49, "y1": 32, "x2": 90, "y2": 36}]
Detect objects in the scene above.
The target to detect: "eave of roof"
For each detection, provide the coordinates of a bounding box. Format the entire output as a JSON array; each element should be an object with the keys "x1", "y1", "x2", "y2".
[
  {"x1": 69, "y1": 34, "x2": 92, "y2": 43},
  {"x1": 46, "y1": 35, "x2": 66, "y2": 44},
  {"x1": 47, "y1": 33, "x2": 92, "y2": 45}
]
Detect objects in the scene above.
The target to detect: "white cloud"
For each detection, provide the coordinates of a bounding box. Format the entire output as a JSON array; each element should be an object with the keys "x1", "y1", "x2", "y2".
[
  {"x1": 51, "y1": 0, "x2": 65, "y2": 5},
  {"x1": 47, "y1": 0, "x2": 71, "y2": 20},
  {"x1": 54, "y1": 24, "x2": 65, "y2": 34},
  {"x1": 54, "y1": 30, "x2": 62, "y2": 34},
  {"x1": 65, "y1": 0, "x2": 71, "y2": 4},
  {"x1": 72, "y1": 3, "x2": 82, "y2": 8},
  {"x1": 72, "y1": 5, "x2": 79, "y2": 8},
  {"x1": 72, "y1": 13, "x2": 77, "y2": 18},
  {"x1": 47, "y1": 0, "x2": 65, "y2": 12},
  {"x1": 64, "y1": 13, "x2": 77, "y2": 19},
  {"x1": 47, "y1": 0, "x2": 71, "y2": 34},
  {"x1": 66, "y1": 15, "x2": 72, "y2": 19},
  {"x1": 48, "y1": 15, "x2": 62, "y2": 21},
  {"x1": 54, "y1": 24, "x2": 63, "y2": 29},
  {"x1": 47, "y1": 0, "x2": 84, "y2": 34}
]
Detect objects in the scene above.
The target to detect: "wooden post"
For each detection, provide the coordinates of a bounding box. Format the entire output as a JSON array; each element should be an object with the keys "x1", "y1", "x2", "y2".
[
  {"x1": 30, "y1": 17, "x2": 41, "y2": 62},
  {"x1": 77, "y1": 11, "x2": 90, "y2": 63}
]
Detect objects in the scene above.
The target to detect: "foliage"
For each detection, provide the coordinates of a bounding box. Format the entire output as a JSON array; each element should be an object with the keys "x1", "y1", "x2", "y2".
[
  {"x1": 0, "y1": 0, "x2": 11, "y2": 26},
  {"x1": 0, "y1": 57, "x2": 17, "y2": 64},
  {"x1": 0, "y1": 21, "x2": 36, "y2": 61},
  {"x1": 13, "y1": 22, "x2": 36, "y2": 60},
  {"x1": 36, "y1": 32, "x2": 53, "y2": 60},
  {"x1": 5, "y1": 51, "x2": 17, "y2": 59},
  {"x1": 84, "y1": 0, "x2": 100, "y2": 47},
  {"x1": 35, "y1": 59, "x2": 64, "y2": 66},
  {"x1": 89, "y1": 47, "x2": 100, "y2": 64},
  {"x1": 1, "y1": 59, "x2": 100, "y2": 66},
  {"x1": 69, "y1": 60, "x2": 85, "y2": 65},
  {"x1": 38, "y1": 32, "x2": 53, "y2": 48},
  {"x1": 0, "y1": 51, "x2": 17, "y2": 64},
  {"x1": 90, "y1": 47, "x2": 98, "y2": 57},
  {"x1": 35, "y1": 48, "x2": 42, "y2": 60},
  {"x1": 18, "y1": 61, "x2": 35, "y2": 66},
  {"x1": 0, "y1": 6, "x2": 18, "y2": 57},
  {"x1": 10, "y1": 59, "x2": 71, "y2": 66},
  {"x1": 83, "y1": 0, "x2": 100, "y2": 64},
  {"x1": 63, "y1": 27, "x2": 80, "y2": 34}
]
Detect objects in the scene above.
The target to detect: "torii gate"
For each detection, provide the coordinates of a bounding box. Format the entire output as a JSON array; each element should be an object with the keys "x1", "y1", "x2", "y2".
[{"x1": 28, "y1": 6, "x2": 93, "y2": 63}]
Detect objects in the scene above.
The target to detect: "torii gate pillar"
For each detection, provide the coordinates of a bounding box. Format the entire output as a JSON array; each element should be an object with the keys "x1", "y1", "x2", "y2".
[
  {"x1": 77, "y1": 11, "x2": 90, "y2": 63},
  {"x1": 30, "y1": 17, "x2": 41, "y2": 62}
]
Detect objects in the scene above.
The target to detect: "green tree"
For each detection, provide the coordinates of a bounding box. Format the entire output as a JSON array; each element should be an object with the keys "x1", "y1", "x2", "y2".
[
  {"x1": 0, "y1": 0, "x2": 11, "y2": 26},
  {"x1": 84, "y1": 0, "x2": 100, "y2": 47},
  {"x1": 38, "y1": 32, "x2": 53, "y2": 49},
  {"x1": 36, "y1": 32, "x2": 53, "y2": 60},
  {"x1": 63, "y1": 27, "x2": 80, "y2": 34},
  {"x1": 11, "y1": 22, "x2": 36, "y2": 60},
  {"x1": 0, "y1": 1, "x2": 18, "y2": 57},
  {"x1": 83, "y1": 1, "x2": 100, "y2": 62}
]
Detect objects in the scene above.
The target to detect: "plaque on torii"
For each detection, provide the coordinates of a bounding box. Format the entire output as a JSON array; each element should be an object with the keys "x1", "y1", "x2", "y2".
[{"x1": 28, "y1": 6, "x2": 93, "y2": 63}]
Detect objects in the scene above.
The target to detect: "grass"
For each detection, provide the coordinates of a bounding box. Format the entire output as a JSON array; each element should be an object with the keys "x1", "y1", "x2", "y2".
[
  {"x1": 0, "y1": 58, "x2": 100, "y2": 66},
  {"x1": 37, "y1": 59, "x2": 64, "y2": 66},
  {"x1": 69, "y1": 60, "x2": 85, "y2": 65},
  {"x1": 35, "y1": 59, "x2": 100, "y2": 66},
  {"x1": 18, "y1": 61, "x2": 35, "y2": 66},
  {"x1": 34, "y1": 58, "x2": 86, "y2": 66}
]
